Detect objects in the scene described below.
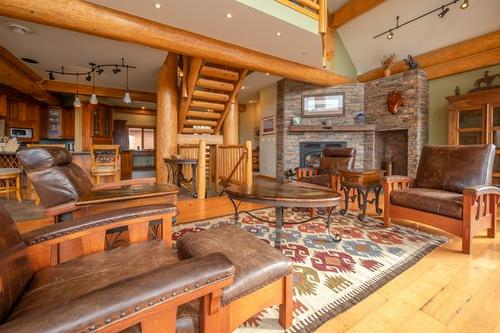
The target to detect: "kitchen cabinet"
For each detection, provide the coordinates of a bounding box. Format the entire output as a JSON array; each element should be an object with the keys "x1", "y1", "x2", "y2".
[
  {"x1": 40, "y1": 107, "x2": 75, "y2": 139},
  {"x1": 82, "y1": 103, "x2": 113, "y2": 150}
]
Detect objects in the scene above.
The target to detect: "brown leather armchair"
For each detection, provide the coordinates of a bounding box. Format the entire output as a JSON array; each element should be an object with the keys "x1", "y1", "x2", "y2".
[
  {"x1": 0, "y1": 204, "x2": 234, "y2": 333},
  {"x1": 17, "y1": 147, "x2": 178, "y2": 223},
  {"x1": 383, "y1": 145, "x2": 499, "y2": 254},
  {"x1": 296, "y1": 147, "x2": 356, "y2": 192}
]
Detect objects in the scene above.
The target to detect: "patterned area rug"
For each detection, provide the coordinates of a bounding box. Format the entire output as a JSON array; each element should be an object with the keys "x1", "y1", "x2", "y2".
[{"x1": 172, "y1": 208, "x2": 447, "y2": 333}]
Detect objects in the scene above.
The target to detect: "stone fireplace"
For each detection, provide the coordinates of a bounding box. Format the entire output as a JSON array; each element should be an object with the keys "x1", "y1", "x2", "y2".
[
  {"x1": 275, "y1": 69, "x2": 428, "y2": 179},
  {"x1": 300, "y1": 141, "x2": 347, "y2": 168}
]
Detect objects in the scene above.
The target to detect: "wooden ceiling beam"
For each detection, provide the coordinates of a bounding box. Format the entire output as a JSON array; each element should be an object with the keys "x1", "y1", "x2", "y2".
[
  {"x1": 0, "y1": 0, "x2": 352, "y2": 87},
  {"x1": 42, "y1": 80, "x2": 156, "y2": 103},
  {"x1": 358, "y1": 30, "x2": 500, "y2": 82},
  {"x1": 0, "y1": 45, "x2": 59, "y2": 105},
  {"x1": 328, "y1": 0, "x2": 385, "y2": 30}
]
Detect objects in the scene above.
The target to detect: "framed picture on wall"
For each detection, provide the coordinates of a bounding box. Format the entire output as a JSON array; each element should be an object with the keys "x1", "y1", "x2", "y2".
[
  {"x1": 261, "y1": 116, "x2": 275, "y2": 135},
  {"x1": 302, "y1": 93, "x2": 345, "y2": 117}
]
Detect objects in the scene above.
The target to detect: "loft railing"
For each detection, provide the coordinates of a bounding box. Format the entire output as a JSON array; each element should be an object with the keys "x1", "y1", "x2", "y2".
[
  {"x1": 275, "y1": 0, "x2": 329, "y2": 67},
  {"x1": 216, "y1": 141, "x2": 253, "y2": 194}
]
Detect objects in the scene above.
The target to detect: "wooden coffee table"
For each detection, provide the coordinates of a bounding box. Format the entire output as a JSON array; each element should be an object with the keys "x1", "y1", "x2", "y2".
[{"x1": 225, "y1": 179, "x2": 342, "y2": 248}]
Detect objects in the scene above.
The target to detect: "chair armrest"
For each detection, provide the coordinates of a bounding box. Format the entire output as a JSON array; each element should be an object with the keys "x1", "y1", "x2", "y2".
[
  {"x1": 463, "y1": 185, "x2": 500, "y2": 199},
  {"x1": 296, "y1": 167, "x2": 319, "y2": 179},
  {"x1": 0, "y1": 253, "x2": 234, "y2": 333},
  {"x1": 92, "y1": 177, "x2": 156, "y2": 190},
  {"x1": 22, "y1": 204, "x2": 177, "y2": 246},
  {"x1": 383, "y1": 175, "x2": 415, "y2": 184},
  {"x1": 44, "y1": 201, "x2": 80, "y2": 220}
]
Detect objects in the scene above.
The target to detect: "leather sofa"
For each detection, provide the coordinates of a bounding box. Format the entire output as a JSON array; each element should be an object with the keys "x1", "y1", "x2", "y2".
[
  {"x1": 383, "y1": 145, "x2": 499, "y2": 254},
  {"x1": 0, "y1": 204, "x2": 234, "y2": 333},
  {"x1": 296, "y1": 147, "x2": 356, "y2": 192}
]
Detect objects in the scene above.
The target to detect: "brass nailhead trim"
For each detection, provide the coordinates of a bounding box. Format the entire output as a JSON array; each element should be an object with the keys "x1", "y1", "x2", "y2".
[
  {"x1": 120, "y1": 312, "x2": 126, "y2": 317},
  {"x1": 135, "y1": 306, "x2": 140, "y2": 312},
  {"x1": 160, "y1": 296, "x2": 166, "y2": 301},
  {"x1": 183, "y1": 287, "x2": 189, "y2": 292},
  {"x1": 148, "y1": 301, "x2": 154, "y2": 306},
  {"x1": 172, "y1": 292, "x2": 177, "y2": 296},
  {"x1": 104, "y1": 319, "x2": 112, "y2": 324}
]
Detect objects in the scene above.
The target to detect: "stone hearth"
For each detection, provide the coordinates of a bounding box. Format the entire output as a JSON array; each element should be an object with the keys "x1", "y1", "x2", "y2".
[{"x1": 276, "y1": 70, "x2": 428, "y2": 179}]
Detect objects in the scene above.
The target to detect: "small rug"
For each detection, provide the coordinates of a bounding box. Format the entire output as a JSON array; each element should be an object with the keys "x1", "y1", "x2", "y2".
[{"x1": 172, "y1": 208, "x2": 447, "y2": 333}]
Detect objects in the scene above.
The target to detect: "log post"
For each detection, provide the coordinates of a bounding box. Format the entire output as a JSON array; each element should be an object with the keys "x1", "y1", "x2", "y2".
[
  {"x1": 156, "y1": 53, "x2": 178, "y2": 184},
  {"x1": 223, "y1": 102, "x2": 238, "y2": 145},
  {"x1": 197, "y1": 139, "x2": 207, "y2": 199},
  {"x1": 245, "y1": 140, "x2": 253, "y2": 186}
]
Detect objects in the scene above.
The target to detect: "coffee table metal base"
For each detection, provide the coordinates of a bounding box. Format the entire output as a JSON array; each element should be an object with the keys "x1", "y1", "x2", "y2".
[{"x1": 229, "y1": 197, "x2": 342, "y2": 249}]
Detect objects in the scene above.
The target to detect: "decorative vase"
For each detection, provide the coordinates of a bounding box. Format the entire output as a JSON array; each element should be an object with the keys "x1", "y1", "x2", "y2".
[{"x1": 383, "y1": 68, "x2": 391, "y2": 77}]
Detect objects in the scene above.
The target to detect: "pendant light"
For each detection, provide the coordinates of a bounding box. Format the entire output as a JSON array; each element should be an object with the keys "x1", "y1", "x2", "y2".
[
  {"x1": 90, "y1": 71, "x2": 98, "y2": 104},
  {"x1": 73, "y1": 74, "x2": 82, "y2": 108},
  {"x1": 123, "y1": 63, "x2": 132, "y2": 104}
]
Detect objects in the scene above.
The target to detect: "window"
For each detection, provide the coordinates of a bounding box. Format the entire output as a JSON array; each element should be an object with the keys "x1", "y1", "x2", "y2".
[{"x1": 128, "y1": 127, "x2": 155, "y2": 150}]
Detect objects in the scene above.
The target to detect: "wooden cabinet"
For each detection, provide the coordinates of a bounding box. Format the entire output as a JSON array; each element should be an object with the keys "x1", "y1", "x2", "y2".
[
  {"x1": 82, "y1": 103, "x2": 113, "y2": 150},
  {"x1": 6, "y1": 100, "x2": 42, "y2": 142},
  {"x1": 40, "y1": 107, "x2": 75, "y2": 139},
  {"x1": 448, "y1": 88, "x2": 500, "y2": 183}
]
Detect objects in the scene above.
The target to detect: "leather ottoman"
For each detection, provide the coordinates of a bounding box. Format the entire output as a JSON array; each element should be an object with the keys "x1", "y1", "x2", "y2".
[{"x1": 177, "y1": 224, "x2": 293, "y2": 332}]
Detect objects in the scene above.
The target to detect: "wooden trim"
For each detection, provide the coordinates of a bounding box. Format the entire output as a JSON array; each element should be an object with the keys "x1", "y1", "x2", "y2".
[
  {"x1": 0, "y1": 45, "x2": 59, "y2": 105},
  {"x1": 177, "y1": 134, "x2": 223, "y2": 145},
  {"x1": 0, "y1": 0, "x2": 352, "y2": 87},
  {"x1": 43, "y1": 80, "x2": 156, "y2": 103},
  {"x1": 328, "y1": 0, "x2": 385, "y2": 30},
  {"x1": 358, "y1": 31, "x2": 500, "y2": 82},
  {"x1": 0, "y1": 44, "x2": 43, "y2": 82},
  {"x1": 215, "y1": 69, "x2": 248, "y2": 134},
  {"x1": 178, "y1": 57, "x2": 203, "y2": 131},
  {"x1": 275, "y1": 0, "x2": 319, "y2": 20},
  {"x1": 113, "y1": 107, "x2": 156, "y2": 116}
]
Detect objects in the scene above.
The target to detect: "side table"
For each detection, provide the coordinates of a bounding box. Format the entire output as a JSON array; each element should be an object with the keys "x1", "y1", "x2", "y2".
[
  {"x1": 0, "y1": 168, "x2": 22, "y2": 202},
  {"x1": 340, "y1": 169, "x2": 384, "y2": 221}
]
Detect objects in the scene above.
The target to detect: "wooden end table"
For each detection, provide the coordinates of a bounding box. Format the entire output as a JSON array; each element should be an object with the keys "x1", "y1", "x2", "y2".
[
  {"x1": 225, "y1": 179, "x2": 342, "y2": 249},
  {"x1": 339, "y1": 169, "x2": 384, "y2": 221}
]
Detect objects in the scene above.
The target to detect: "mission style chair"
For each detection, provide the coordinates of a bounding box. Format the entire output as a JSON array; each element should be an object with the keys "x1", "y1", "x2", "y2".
[
  {"x1": 90, "y1": 144, "x2": 121, "y2": 184},
  {"x1": 0, "y1": 204, "x2": 235, "y2": 332},
  {"x1": 383, "y1": 145, "x2": 500, "y2": 254}
]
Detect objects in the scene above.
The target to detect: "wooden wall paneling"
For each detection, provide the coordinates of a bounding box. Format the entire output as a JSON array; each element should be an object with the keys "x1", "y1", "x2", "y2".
[
  {"x1": 62, "y1": 108, "x2": 75, "y2": 139},
  {"x1": 0, "y1": 95, "x2": 7, "y2": 117},
  {"x1": 156, "y1": 53, "x2": 179, "y2": 184},
  {"x1": 0, "y1": 0, "x2": 352, "y2": 87},
  {"x1": 113, "y1": 119, "x2": 128, "y2": 149}
]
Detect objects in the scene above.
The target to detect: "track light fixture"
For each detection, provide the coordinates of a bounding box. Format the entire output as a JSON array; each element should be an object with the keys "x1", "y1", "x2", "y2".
[
  {"x1": 373, "y1": 0, "x2": 469, "y2": 40},
  {"x1": 85, "y1": 73, "x2": 92, "y2": 81},
  {"x1": 112, "y1": 65, "x2": 121, "y2": 74},
  {"x1": 73, "y1": 74, "x2": 82, "y2": 108},
  {"x1": 48, "y1": 71, "x2": 55, "y2": 80}
]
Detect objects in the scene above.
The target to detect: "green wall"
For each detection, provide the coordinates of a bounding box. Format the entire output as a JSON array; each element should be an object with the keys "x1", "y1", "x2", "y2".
[
  {"x1": 429, "y1": 64, "x2": 500, "y2": 144},
  {"x1": 333, "y1": 32, "x2": 357, "y2": 78}
]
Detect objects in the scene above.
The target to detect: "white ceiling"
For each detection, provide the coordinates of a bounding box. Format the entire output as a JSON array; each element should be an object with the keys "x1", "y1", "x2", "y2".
[{"x1": 338, "y1": 0, "x2": 500, "y2": 74}]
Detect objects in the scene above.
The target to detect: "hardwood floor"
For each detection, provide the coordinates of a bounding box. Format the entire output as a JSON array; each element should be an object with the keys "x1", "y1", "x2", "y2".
[{"x1": 14, "y1": 194, "x2": 500, "y2": 332}]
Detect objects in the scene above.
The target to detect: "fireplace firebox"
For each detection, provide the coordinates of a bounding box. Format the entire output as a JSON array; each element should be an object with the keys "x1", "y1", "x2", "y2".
[{"x1": 299, "y1": 141, "x2": 347, "y2": 168}]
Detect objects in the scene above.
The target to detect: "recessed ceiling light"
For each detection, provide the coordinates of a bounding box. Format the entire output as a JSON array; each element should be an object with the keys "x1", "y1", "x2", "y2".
[
  {"x1": 249, "y1": 100, "x2": 256, "y2": 103},
  {"x1": 5, "y1": 22, "x2": 32, "y2": 34},
  {"x1": 276, "y1": 32, "x2": 281, "y2": 36},
  {"x1": 241, "y1": 86, "x2": 246, "y2": 90},
  {"x1": 154, "y1": 3, "x2": 161, "y2": 9},
  {"x1": 226, "y1": 13, "x2": 232, "y2": 18},
  {"x1": 265, "y1": 72, "x2": 270, "y2": 76},
  {"x1": 141, "y1": 106, "x2": 145, "y2": 109},
  {"x1": 460, "y1": 0, "x2": 469, "y2": 9}
]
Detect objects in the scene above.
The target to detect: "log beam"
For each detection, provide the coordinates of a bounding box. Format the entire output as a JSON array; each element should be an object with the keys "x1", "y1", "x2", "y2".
[
  {"x1": 156, "y1": 53, "x2": 178, "y2": 184},
  {"x1": 0, "y1": 45, "x2": 59, "y2": 105},
  {"x1": 0, "y1": 0, "x2": 352, "y2": 87},
  {"x1": 43, "y1": 80, "x2": 156, "y2": 103},
  {"x1": 329, "y1": 0, "x2": 385, "y2": 30},
  {"x1": 358, "y1": 31, "x2": 500, "y2": 82}
]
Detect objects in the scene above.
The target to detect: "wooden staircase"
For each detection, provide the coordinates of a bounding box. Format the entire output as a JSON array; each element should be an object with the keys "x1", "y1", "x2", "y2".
[{"x1": 178, "y1": 57, "x2": 248, "y2": 135}]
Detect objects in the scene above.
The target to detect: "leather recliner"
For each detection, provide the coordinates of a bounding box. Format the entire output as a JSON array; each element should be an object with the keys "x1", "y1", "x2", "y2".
[
  {"x1": 296, "y1": 147, "x2": 356, "y2": 191},
  {"x1": 383, "y1": 144, "x2": 500, "y2": 254}
]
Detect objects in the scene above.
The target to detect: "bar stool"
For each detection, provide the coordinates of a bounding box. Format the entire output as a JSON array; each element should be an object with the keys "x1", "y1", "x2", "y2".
[
  {"x1": 0, "y1": 168, "x2": 22, "y2": 202},
  {"x1": 90, "y1": 144, "x2": 121, "y2": 184}
]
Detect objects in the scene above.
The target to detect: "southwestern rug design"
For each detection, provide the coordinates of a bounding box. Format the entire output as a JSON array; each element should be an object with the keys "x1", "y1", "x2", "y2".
[{"x1": 172, "y1": 208, "x2": 447, "y2": 333}]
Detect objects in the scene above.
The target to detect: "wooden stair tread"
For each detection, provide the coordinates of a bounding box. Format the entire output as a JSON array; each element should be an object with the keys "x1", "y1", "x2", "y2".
[
  {"x1": 190, "y1": 100, "x2": 225, "y2": 111},
  {"x1": 200, "y1": 66, "x2": 239, "y2": 81},
  {"x1": 183, "y1": 127, "x2": 214, "y2": 134},
  {"x1": 192, "y1": 90, "x2": 230, "y2": 102},
  {"x1": 185, "y1": 119, "x2": 217, "y2": 127},
  {"x1": 197, "y1": 78, "x2": 234, "y2": 92},
  {"x1": 187, "y1": 111, "x2": 221, "y2": 119}
]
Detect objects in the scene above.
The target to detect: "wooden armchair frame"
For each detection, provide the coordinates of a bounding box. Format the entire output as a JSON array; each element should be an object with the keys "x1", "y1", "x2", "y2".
[
  {"x1": 296, "y1": 167, "x2": 340, "y2": 192},
  {"x1": 383, "y1": 176, "x2": 498, "y2": 254},
  {"x1": 8, "y1": 214, "x2": 233, "y2": 333},
  {"x1": 90, "y1": 144, "x2": 121, "y2": 184}
]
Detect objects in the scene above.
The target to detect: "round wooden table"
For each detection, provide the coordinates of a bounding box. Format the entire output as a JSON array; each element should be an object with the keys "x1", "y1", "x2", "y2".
[
  {"x1": 225, "y1": 179, "x2": 342, "y2": 248},
  {"x1": 0, "y1": 168, "x2": 22, "y2": 202}
]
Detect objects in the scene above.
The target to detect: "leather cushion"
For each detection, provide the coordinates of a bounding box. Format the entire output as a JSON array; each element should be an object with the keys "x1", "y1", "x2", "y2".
[
  {"x1": 323, "y1": 147, "x2": 356, "y2": 157},
  {"x1": 0, "y1": 205, "x2": 33, "y2": 322},
  {"x1": 176, "y1": 224, "x2": 293, "y2": 305},
  {"x1": 8, "y1": 241, "x2": 179, "y2": 321},
  {"x1": 319, "y1": 148, "x2": 356, "y2": 174},
  {"x1": 415, "y1": 145, "x2": 495, "y2": 194},
  {"x1": 17, "y1": 147, "x2": 72, "y2": 173},
  {"x1": 390, "y1": 188, "x2": 463, "y2": 219}
]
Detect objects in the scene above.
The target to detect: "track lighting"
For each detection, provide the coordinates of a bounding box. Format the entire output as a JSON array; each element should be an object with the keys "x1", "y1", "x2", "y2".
[
  {"x1": 123, "y1": 65, "x2": 132, "y2": 104},
  {"x1": 97, "y1": 68, "x2": 104, "y2": 75},
  {"x1": 112, "y1": 66, "x2": 121, "y2": 74},
  {"x1": 73, "y1": 74, "x2": 81, "y2": 107},
  {"x1": 438, "y1": 6, "x2": 449, "y2": 18},
  {"x1": 373, "y1": 0, "x2": 469, "y2": 40},
  {"x1": 85, "y1": 74, "x2": 92, "y2": 81},
  {"x1": 48, "y1": 71, "x2": 55, "y2": 80},
  {"x1": 90, "y1": 94, "x2": 98, "y2": 105}
]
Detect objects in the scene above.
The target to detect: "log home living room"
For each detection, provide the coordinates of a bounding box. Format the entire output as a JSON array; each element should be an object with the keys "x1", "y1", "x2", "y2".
[{"x1": 0, "y1": 0, "x2": 499, "y2": 332}]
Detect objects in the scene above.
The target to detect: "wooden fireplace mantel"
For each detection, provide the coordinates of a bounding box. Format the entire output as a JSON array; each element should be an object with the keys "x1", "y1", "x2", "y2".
[{"x1": 289, "y1": 125, "x2": 376, "y2": 133}]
